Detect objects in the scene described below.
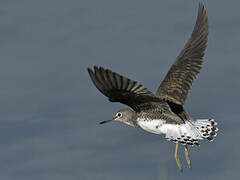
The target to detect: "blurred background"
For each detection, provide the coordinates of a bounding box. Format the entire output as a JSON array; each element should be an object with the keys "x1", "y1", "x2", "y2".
[{"x1": 0, "y1": 0, "x2": 239, "y2": 179}]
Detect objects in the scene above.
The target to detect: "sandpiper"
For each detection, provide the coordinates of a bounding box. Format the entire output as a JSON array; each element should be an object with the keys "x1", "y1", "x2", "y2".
[{"x1": 88, "y1": 3, "x2": 218, "y2": 171}]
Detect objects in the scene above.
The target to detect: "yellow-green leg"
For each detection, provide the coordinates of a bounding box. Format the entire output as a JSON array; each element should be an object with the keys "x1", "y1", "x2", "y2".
[
  {"x1": 184, "y1": 145, "x2": 192, "y2": 169},
  {"x1": 174, "y1": 143, "x2": 182, "y2": 172}
]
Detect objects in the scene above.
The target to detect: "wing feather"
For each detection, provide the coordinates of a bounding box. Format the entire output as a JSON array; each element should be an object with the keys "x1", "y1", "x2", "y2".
[
  {"x1": 156, "y1": 3, "x2": 208, "y2": 105},
  {"x1": 88, "y1": 66, "x2": 159, "y2": 112}
]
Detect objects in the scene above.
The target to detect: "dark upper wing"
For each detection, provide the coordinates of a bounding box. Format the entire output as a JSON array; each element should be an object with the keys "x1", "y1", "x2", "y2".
[
  {"x1": 156, "y1": 3, "x2": 208, "y2": 105},
  {"x1": 88, "y1": 66, "x2": 159, "y2": 112}
]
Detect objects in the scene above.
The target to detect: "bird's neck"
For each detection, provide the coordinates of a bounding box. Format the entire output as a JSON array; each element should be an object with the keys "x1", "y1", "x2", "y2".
[
  {"x1": 128, "y1": 120, "x2": 139, "y2": 128},
  {"x1": 126, "y1": 114, "x2": 140, "y2": 128}
]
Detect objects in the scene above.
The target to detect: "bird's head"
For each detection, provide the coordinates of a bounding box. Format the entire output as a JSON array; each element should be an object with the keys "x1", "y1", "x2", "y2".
[{"x1": 99, "y1": 108, "x2": 138, "y2": 127}]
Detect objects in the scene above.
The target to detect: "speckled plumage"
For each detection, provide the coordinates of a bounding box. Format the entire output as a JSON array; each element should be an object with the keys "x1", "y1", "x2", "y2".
[
  {"x1": 87, "y1": 3, "x2": 218, "y2": 145},
  {"x1": 88, "y1": 3, "x2": 218, "y2": 171}
]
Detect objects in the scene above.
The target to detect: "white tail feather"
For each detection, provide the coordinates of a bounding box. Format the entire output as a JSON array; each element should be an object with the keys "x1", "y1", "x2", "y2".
[
  {"x1": 193, "y1": 119, "x2": 218, "y2": 141},
  {"x1": 165, "y1": 119, "x2": 218, "y2": 146}
]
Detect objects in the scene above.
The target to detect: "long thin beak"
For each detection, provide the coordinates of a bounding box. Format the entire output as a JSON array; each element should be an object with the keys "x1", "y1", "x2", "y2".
[
  {"x1": 99, "y1": 119, "x2": 113, "y2": 124},
  {"x1": 99, "y1": 117, "x2": 116, "y2": 125}
]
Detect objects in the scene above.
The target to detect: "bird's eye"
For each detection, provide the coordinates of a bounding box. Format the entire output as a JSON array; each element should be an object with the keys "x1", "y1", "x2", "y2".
[{"x1": 116, "y1": 113, "x2": 122, "y2": 117}]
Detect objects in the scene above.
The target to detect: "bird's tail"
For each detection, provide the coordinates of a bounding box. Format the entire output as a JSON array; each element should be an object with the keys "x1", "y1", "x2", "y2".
[
  {"x1": 193, "y1": 119, "x2": 218, "y2": 141},
  {"x1": 165, "y1": 118, "x2": 218, "y2": 146}
]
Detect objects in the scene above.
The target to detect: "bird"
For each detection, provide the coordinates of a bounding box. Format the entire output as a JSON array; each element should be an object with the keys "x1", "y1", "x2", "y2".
[{"x1": 87, "y1": 3, "x2": 218, "y2": 171}]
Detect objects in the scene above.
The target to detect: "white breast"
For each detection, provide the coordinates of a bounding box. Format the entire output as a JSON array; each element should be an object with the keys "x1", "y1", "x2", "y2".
[
  {"x1": 137, "y1": 118, "x2": 203, "y2": 142},
  {"x1": 137, "y1": 118, "x2": 167, "y2": 135}
]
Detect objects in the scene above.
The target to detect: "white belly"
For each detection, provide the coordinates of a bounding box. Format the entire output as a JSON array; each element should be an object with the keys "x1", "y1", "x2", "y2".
[
  {"x1": 137, "y1": 118, "x2": 204, "y2": 142},
  {"x1": 137, "y1": 118, "x2": 167, "y2": 135}
]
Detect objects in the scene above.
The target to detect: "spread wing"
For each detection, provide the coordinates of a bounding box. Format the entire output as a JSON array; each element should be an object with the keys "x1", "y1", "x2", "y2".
[
  {"x1": 156, "y1": 3, "x2": 208, "y2": 105},
  {"x1": 88, "y1": 66, "x2": 159, "y2": 112}
]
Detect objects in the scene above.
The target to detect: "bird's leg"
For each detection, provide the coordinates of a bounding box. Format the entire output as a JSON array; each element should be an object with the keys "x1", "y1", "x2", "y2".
[
  {"x1": 184, "y1": 145, "x2": 191, "y2": 169},
  {"x1": 174, "y1": 143, "x2": 182, "y2": 172}
]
